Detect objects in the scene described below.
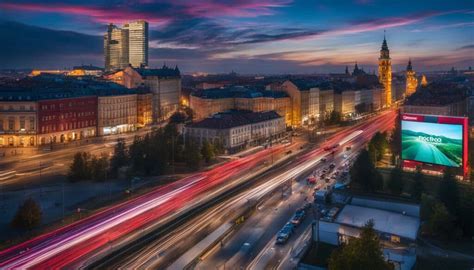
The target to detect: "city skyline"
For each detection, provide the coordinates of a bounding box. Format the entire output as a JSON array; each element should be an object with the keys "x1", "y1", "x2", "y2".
[{"x1": 0, "y1": 0, "x2": 473, "y2": 73}]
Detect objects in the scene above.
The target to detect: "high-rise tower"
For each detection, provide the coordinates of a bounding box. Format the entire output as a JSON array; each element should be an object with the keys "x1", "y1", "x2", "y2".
[
  {"x1": 104, "y1": 24, "x2": 129, "y2": 72},
  {"x1": 124, "y1": 20, "x2": 148, "y2": 68},
  {"x1": 104, "y1": 20, "x2": 149, "y2": 72},
  {"x1": 405, "y1": 59, "x2": 418, "y2": 97},
  {"x1": 378, "y1": 33, "x2": 392, "y2": 107}
]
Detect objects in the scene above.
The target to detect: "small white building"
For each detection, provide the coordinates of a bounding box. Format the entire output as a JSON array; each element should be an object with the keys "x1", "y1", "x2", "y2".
[
  {"x1": 314, "y1": 196, "x2": 420, "y2": 270},
  {"x1": 184, "y1": 110, "x2": 286, "y2": 153}
]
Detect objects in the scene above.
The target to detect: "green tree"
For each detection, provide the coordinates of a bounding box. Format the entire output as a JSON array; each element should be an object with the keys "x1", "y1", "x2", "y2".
[
  {"x1": 328, "y1": 220, "x2": 393, "y2": 270},
  {"x1": 420, "y1": 194, "x2": 436, "y2": 221},
  {"x1": 426, "y1": 202, "x2": 461, "y2": 240},
  {"x1": 169, "y1": 111, "x2": 187, "y2": 124},
  {"x1": 325, "y1": 110, "x2": 342, "y2": 125},
  {"x1": 387, "y1": 167, "x2": 403, "y2": 195},
  {"x1": 129, "y1": 135, "x2": 145, "y2": 173},
  {"x1": 90, "y1": 154, "x2": 109, "y2": 181},
  {"x1": 411, "y1": 167, "x2": 424, "y2": 201},
  {"x1": 110, "y1": 138, "x2": 128, "y2": 176},
  {"x1": 68, "y1": 152, "x2": 90, "y2": 181},
  {"x1": 186, "y1": 141, "x2": 202, "y2": 170},
  {"x1": 390, "y1": 112, "x2": 401, "y2": 157},
  {"x1": 437, "y1": 168, "x2": 460, "y2": 215},
  {"x1": 201, "y1": 140, "x2": 215, "y2": 163},
  {"x1": 350, "y1": 149, "x2": 382, "y2": 192},
  {"x1": 11, "y1": 198, "x2": 42, "y2": 230},
  {"x1": 368, "y1": 132, "x2": 389, "y2": 162}
]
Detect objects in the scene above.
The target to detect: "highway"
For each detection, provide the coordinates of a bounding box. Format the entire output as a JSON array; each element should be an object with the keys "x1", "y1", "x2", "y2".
[
  {"x1": 0, "y1": 141, "x2": 289, "y2": 269},
  {"x1": 0, "y1": 110, "x2": 395, "y2": 268},
  {"x1": 92, "y1": 110, "x2": 396, "y2": 269},
  {"x1": 198, "y1": 110, "x2": 396, "y2": 269}
]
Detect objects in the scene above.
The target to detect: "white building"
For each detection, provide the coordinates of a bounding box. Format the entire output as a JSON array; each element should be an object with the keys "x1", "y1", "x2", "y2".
[
  {"x1": 184, "y1": 110, "x2": 286, "y2": 153},
  {"x1": 314, "y1": 196, "x2": 420, "y2": 270}
]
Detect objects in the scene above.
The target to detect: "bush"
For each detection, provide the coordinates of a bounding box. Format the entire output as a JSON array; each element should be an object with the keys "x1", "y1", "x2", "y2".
[{"x1": 12, "y1": 198, "x2": 42, "y2": 230}]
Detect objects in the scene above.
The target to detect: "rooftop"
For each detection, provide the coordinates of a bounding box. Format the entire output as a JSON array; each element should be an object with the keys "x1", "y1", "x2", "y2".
[
  {"x1": 0, "y1": 75, "x2": 140, "y2": 101},
  {"x1": 191, "y1": 86, "x2": 288, "y2": 99},
  {"x1": 188, "y1": 110, "x2": 282, "y2": 129},
  {"x1": 334, "y1": 197, "x2": 420, "y2": 240},
  {"x1": 135, "y1": 65, "x2": 180, "y2": 77}
]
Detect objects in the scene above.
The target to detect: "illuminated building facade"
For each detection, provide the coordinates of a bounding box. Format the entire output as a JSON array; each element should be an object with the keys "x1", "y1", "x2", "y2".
[
  {"x1": 137, "y1": 92, "x2": 153, "y2": 127},
  {"x1": 190, "y1": 86, "x2": 292, "y2": 126},
  {"x1": 405, "y1": 59, "x2": 418, "y2": 97},
  {"x1": 97, "y1": 93, "x2": 137, "y2": 136},
  {"x1": 104, "y1": 20, "x2": 149, "y2": 72},
  {"x1": 104, "y1": 24, "x2": 129, "y2": 71},
  {"x1": 123, "y1": 21, "x2": 148, "y2": 68},
  {"x1": 37, "y1": 96, "x2": 97, "y2": 145},
  {"x1": 0, "y1": 99, "x2": 37, "y2": 147},
  {"x1": 420, "y1": 75, "x2": 428, "y2": 87},
  {"x1": 185, "y1": 110, "x2": 286, "y2": 153},
  {"x1": 378, "y1": 34, "x2": 392, "y2": 107}
]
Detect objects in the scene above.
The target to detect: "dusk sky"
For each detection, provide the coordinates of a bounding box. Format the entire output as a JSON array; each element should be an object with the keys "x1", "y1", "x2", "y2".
[{"x1": 0, "y1": 0, "x2": 473, "y2": 74}]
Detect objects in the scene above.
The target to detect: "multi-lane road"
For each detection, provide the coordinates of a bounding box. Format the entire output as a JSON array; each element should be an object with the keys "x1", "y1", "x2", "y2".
[{"x1": 0, "y1": 110, "x2": 396, "y2": 269}]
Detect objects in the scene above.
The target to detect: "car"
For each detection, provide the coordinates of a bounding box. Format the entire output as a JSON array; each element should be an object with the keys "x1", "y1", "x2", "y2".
[
  {"x1": 281, "y1": 139, "x2": 289, "y2": 144},
  {"x1": 303, "y1": 202, "x2": 312, "y2": 210},
  {"x1": 345, "y1": 145, "x2": 352, "y2": 151},
  {"x1": 329, "y1": 163, "x2": 336, "y2": 169},
  {"x1": 322, "y1": 169, "x2": 328, "y2": 174},
  {"x1": 321, "y1": 157, "x2": 327, "y2": 162},
  {"x1": 307, "y1": 176, "x2": 317, "y2": 184},
  {"x1": 276, "y1": 228, "x2": 292, "y2": 244},
  {"x1": 291, "y1": 209, "x2": 305, "y2": 223}
]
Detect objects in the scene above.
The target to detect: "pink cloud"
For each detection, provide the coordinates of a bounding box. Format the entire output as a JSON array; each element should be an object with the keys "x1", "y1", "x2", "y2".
[
  {"x1": 0, "y1": 3, "x2": 170, "y2": 24},
  {"x1": 179, "y1": 0, "x2": 292, "y2": 18}
]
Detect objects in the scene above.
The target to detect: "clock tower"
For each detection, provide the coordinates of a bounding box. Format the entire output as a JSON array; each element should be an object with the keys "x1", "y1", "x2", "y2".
[{"x1": 378, "y1": 32, "x2": 392, "y2": 107}]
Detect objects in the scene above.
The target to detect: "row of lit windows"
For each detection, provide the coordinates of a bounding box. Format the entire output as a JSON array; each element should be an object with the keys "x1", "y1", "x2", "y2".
[
  {"x1": 0, "y1": 105, "x2": 35, "y2": 111},
  {"x1": 41, "y1": 111, "x2": 95, "y2": 121},
  {"x1": 40, "y1": 100, "x2": 96, "y2": 110},
  {"x1": 41, "y1": 120, "x2": 96, "y2": 133},
  {"x1": 0, "y1": 117, "x2": 35, "y2": 131}
]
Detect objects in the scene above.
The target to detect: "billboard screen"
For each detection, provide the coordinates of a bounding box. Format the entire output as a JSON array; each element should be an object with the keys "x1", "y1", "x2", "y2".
[{"x1": 401, "y1": 120, "x2": 463, "y2": 167}]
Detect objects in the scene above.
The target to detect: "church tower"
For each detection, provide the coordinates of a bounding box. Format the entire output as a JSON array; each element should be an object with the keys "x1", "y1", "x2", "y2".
[
  {"x1": 378, "y1": 32, "x2": 392, "y2": 107},
  {"x1": 405, "y1": 59, "x2": 418, "y2": 97}
]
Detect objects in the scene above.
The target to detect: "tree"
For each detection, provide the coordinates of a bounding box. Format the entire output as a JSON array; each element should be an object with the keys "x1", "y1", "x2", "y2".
[
  {"x1": 390, "y1": 112, "x2": 401, "y2": 157},
  {"x1": 426, "y1": 202, "x2": 461, "y2": 240},
  {"x1": 90, "y1": 154, "x2": 109, "y2": 181},
  {"x1": 110, "y1": 138, "x2": 128, "y2": 176},
  {"x1": 350, "y1": 149, "x2": 382, "y2": 192},
  {"x1": 11, "y1": 198, "x2": 42, "y2": 230},
  {"x1": 325, "y1": 110, "x2": 342, "y2": 125},
  {"x1": 328, "y1": 220, "x2": 393, "y2": 270},
  {"x1": 368, "y1": 132, "x2": 389, "y2": 162},
  {"x1": 437, "y1": 168, "x2": 460, "y2": 215},
  {"x1": 411, "y1": 167, "x2": 424, "y2": 200},
  {"x1": 201, "y1": 140, "x2": 215, "y2": 163},
  {"x1": 68, "y1": 152, "x2": 90, "y2": 181},
  {"x1": 420, "y1": 194, "x2": 436, "y2": 221},
  {"x1": 186, "y1": 141, "x2": 202, "y2": 170},
  {"x1": 387, "y1": 167, "x2": 403, "y2": 195},
  {"x1": 169, "y1": 111, "x2": 187, "y2": 124}
]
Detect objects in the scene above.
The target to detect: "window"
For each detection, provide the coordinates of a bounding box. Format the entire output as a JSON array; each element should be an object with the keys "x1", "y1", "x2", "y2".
[
  {"x1": 30, "y1": 116, "x2": 36, "y2": 130},
  {"x1": 0, "y1": 119, "x2": 3, "y2": 131},
  {"x1": 19, "y1": 117, "x2": 25, "y2": 130},
  {"x1": 8, "y1": 117, "x2": 14, "y2": 130}
]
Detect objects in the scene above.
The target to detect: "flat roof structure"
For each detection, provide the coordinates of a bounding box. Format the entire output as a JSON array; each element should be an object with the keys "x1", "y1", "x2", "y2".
[{"x1": 335, "y1": 204, "x2": 420, "y2": 241}]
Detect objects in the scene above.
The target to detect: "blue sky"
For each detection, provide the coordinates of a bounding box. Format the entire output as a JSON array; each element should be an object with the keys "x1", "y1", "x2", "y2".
[
  {"x1": 0, "y1": 0, "x2": 473, "y2": 73},
  {"x1": 402, "y1": 121, "x2": 463, "y2": 140}
]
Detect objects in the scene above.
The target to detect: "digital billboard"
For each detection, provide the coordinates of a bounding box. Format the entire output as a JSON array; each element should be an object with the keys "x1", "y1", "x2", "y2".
[{"x1": 401, "y1": 114, "x2": 468, "y2": 174}]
